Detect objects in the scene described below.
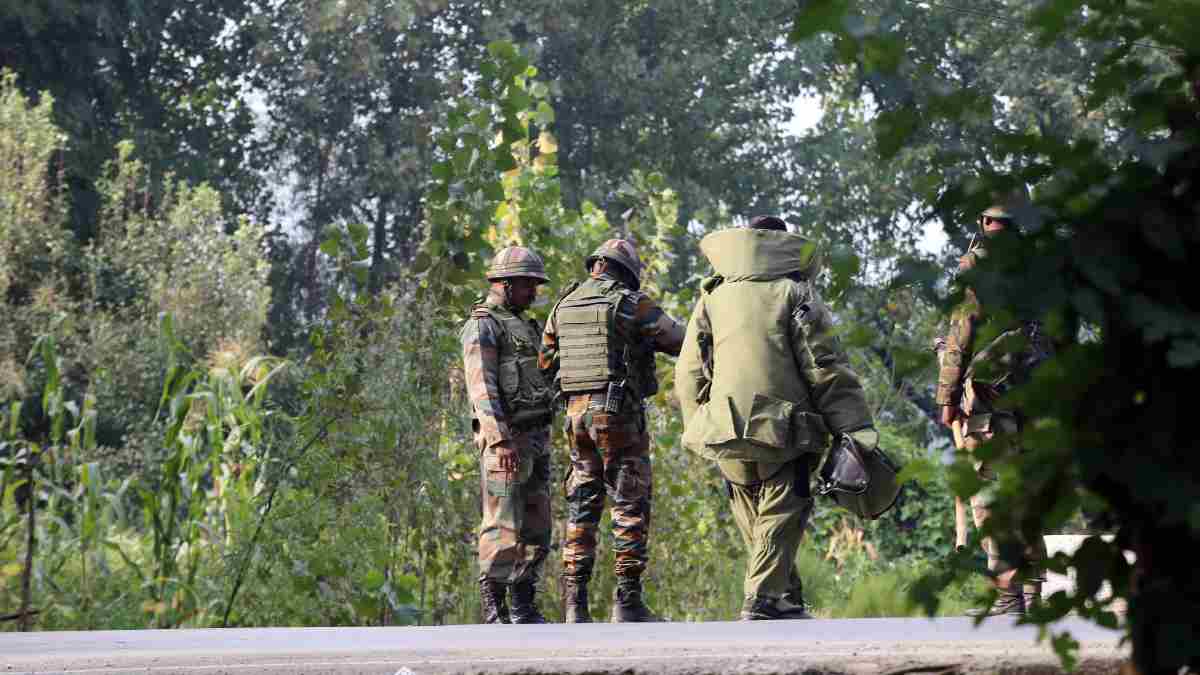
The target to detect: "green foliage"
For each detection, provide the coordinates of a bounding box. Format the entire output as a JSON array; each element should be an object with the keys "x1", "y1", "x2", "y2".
[
  {"x1": 0, "y1": 0, "x2": 262, "y2": 236},
  {"x1": 791, "y1": 0, "x2": 1200, "y2": 671},
  {"x1": 1, "y1": 329, "x2": 285, "y2": 629},
  {"x1": 0, "y1": 70, "x2": 71, "y2": 404}
]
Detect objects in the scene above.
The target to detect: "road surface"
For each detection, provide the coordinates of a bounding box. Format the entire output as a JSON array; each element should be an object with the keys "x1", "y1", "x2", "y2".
[{"x1": 0, "y1": 616, "x2": 1125, "y2": 674}]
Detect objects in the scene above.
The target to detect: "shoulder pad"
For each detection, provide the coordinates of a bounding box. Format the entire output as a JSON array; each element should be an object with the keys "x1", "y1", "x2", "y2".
[{"x1": 555, "y1": 280, "x2": 582, "y2": 302}]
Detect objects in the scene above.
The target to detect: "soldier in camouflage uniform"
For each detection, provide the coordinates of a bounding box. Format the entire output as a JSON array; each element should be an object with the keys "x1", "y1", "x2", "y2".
[
  {"x1": 675, "y1": 216, "x2": 879, "y2": 620},
  {"x1": 461, "y1": 246, "x2": 556, "y2": 624},
  {"x1": 540, "y1": 239, "x2": 685, "y2": 623},
  {"x1": 938, "y1": 205, "x2": 1049, "y2": 617}
]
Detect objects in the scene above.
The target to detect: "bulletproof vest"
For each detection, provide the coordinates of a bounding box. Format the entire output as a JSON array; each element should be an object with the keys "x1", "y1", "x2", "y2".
[
  {"x1": 554, "y1": 278, "x2": 657, "y2": 400},
  {"x1": 471, "y1": 302, "x2": 554, "y2": 427}
]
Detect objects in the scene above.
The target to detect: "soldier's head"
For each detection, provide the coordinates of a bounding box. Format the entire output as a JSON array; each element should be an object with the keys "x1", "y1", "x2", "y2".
[
  {"x1": 486, "y1": 245, "x2": 548, "y2": 310},
  {"x1": 746, "y1": 215, "x2": 788, "y2": 232},
  {"x1": 979, "y1": 205, "x2": 1013, "y2": 236},
  {"x1": 586, "y1": 239, "x2": 643, "y2": 290}
]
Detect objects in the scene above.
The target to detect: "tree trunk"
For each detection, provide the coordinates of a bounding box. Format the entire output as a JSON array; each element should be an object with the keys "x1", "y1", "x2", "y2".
[{"x1": 19, "y1": 456, "x2": 36, "y2": 632}]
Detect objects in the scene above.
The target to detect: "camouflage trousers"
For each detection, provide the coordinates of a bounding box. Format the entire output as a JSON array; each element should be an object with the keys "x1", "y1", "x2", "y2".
[
  {"x1": 724, "y1": 459, "x2": 814, "y2": 599},
  {"x1": 963, "y1": 412, "x2": 1046, "y2": 582},
  {"x1": 477, "y1": 429, "x2": 552, "y2": 585},
  {"x1": 562, "y1": 397, "x2": 653, "y2": 581}
]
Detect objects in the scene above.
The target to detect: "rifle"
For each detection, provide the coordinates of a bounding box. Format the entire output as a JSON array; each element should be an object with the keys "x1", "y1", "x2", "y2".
[
  {"x1": 951, "y1": 418, "x2": 969, "y2": 551},
  {"x1": 945, "y1": 231, "x2": 978, "y2": 552}
]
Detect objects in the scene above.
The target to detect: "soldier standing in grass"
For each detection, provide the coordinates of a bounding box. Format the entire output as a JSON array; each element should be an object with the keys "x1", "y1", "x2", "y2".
[
  {"x1": 540, "y1": 239, "x2": 685, "y2": 623},
  {"x1": 460, "y1": 246, "x2": 556, "y2": 624},
  {"x1": 675, "y1": 216, "x2": 880, "y2": 620},
  {"x1": 938, "y1": 203, "x2": 1050, "y2": 617}
]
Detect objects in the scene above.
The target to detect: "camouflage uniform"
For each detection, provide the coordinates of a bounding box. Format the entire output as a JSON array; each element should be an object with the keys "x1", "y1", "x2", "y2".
[
  {"x1": 938, "y1": 214, "x2": 1049, "y2": 616},
  {"x1": 540, "y1": 239, "x2": 684, "y2": 622},
  {"x1": 460, "y1": 246, "x2": 554, "y2": 624}
]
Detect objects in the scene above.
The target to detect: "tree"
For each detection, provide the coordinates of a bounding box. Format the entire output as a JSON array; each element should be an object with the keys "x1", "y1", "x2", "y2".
[
  {"x1": 0, "y1": 1, "x2": 262, "y2": 239},
  {"x1": 789, "y1": 1, "x2": 1200, "y2": 671}
]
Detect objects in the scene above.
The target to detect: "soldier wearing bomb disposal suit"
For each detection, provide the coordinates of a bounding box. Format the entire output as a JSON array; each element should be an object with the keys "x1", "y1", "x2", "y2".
[
  {"x1": 540, "y1": 239, "x2": 685, "y2": 623},
  {"x1": 460, "y1": 246, "x2": 556, "y2": 624},
  {"x1": 675, "y1": 216, "x2": 880, "y2": 620},
  {"x1": 938, "y1": 203, "x2": 1050, "y2": 617}
]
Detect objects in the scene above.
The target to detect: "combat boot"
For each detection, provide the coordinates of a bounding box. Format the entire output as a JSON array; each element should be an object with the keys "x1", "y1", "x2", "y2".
[
  {"x1": 966, "y1": 587, "x2": 1024, "y2": 617},
  {"x1": 509, "y1": 579, "x2": 548, "y2": 624},
  {"x1": 611, "y1": 576, "x2": 662, "y2": 622},
  {"x1": 562, "y1": 576, "x2": 592, "y2": 623},
  {"x1": 480, "y1": 579, "x2": 510, "y2": 624},
  {"x1": 779, "y1": 590, "x2": 815, "y2": 619},
  {"x1": 740, "y1": 594, "x2": 813, "y2": 621}
]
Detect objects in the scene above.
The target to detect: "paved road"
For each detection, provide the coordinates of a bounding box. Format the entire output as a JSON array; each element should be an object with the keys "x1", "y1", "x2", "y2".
[{"x1": 0, "y1": 617, "x2": 1125, "y2": 674}]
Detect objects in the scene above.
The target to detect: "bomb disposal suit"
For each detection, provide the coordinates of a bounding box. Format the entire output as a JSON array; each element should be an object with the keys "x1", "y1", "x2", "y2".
[{"x1": 675, "y1": 227, "x2": 878, "y2": 620}]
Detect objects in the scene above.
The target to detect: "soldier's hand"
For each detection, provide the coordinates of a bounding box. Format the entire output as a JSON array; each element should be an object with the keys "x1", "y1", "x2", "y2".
[
  {"x1": 940, "y1": 405, "x2": 958, "y2": 428},
  {"x1": 494, "y1": 441, "x2": 520, "y2": 474},
  {"x1": 957, "y1": 254, "x2": 975, "y2": 272}
]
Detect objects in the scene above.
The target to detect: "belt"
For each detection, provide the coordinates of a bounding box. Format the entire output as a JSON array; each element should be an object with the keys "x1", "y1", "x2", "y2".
[{"x1": 583, "y1": 394, "x2": 642, "y2": 414}]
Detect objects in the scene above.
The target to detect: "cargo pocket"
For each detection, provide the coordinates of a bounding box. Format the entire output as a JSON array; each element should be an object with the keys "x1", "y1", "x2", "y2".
[
  {"x1": 965, "y1": 412, "x2": 993, "y2": 436},
  {"x1": 499, "y1": 359, "x2": 520, "y2": 399},
  {"x1": 743, "y1": 393, "x2": 795, "y2": 450},
  {"x1": 483, "y1": 450, "x2": 528, "y2": 497},
  {"x1": 681, "y1": 396, "x2": 738, "y2": 450}
]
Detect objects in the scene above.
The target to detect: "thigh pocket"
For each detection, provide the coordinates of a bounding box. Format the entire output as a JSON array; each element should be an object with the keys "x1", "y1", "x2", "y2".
[{"x1": 484, "y1": 451, "x2": 530, "y2": 497}]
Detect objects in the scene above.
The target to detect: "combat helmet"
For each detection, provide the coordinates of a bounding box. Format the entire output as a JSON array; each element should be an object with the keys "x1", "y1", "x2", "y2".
[
  {"x1": 816, "y1": 434, "x2": 902, "y2": 520},
  {"x1": 980, "y1": 204, "x2": 1013, "y2": 220},
  {"x1": 585, "y1": 239, "x2": 643, "y2": 290},
  {"x1": 486, "y1": 246, "x2": 549, "y2": 283},
  {"x1": 979, "y1": 184, "x2": 1031, "y2": 231}
]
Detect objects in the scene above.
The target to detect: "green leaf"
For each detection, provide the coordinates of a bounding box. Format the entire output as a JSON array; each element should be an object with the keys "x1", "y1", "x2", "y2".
[
  {"x1": 486, "y1": 40, "x2": 517, "y2": 62},
  {"x1": 875, "y1": 106, "x2": 920, "y2": 159},
  {"x1": 1050, "y1": 630, "x2": 1080, "y2": 672},
  {"x1": 535, "y1": 101, "x2": 556, "y2": 125},
  {"x1": 319, "y1": 236, "x2": 341, "y2": 257},
  {"x1": 896, "y1": 457, "x2": 939, "y2": 487},
  {"x1": 946, "y1": 459, "x2": 985, "y2": 498},
  {"x1": 789, "y1": 0, "x2": 851, "y2": 43}
]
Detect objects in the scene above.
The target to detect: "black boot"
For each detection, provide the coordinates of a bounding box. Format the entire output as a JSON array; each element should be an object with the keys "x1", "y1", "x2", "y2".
[
  {"x1": 780, "y1": 590, "x2": 815, "y2": 619},
  {"x1": 510, "y1": 579, "x2": 548, "y2": 624},
  {"x1": 740, "y1": 593, "x2": 813, "y2": 621},
  {"x1": 480, "y1": 579, "x2": 510, "y2": 624},
  {"x1": 563, "y1": 576, "x2": 592, "y2": 623},
  {"x1": 966, "y1": 586, "x2": 1024, "y2": 617},
  {"x1": 611, "y1": 576, "x2": 662, "y2": 622}
]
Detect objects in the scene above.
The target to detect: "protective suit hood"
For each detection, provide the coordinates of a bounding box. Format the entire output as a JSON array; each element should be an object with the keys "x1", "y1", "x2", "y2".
[{"x1": 699, "y1": 228, "x2": 821, "y2": 281}]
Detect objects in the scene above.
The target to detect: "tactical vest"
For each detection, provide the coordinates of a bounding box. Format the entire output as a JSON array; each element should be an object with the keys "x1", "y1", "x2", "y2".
[
  {"x1": 470, "y1": 302, "x2": 554, "y2": 428},
  {"x1": 554, "y1": 278, "x2": 657, "y2": 400}
]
